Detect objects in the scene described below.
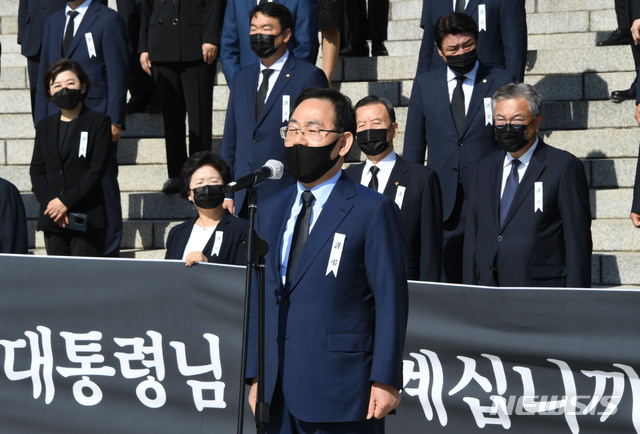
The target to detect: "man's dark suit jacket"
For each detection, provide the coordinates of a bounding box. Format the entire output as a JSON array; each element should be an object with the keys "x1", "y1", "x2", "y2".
[
  {"x1": 139, "y1": 0, "x2": 225, "y2": 62},
  {"x1": 403, "y1": 62, "x2": 512, "y2": 221},
  {"x1": 30, "y1": 108, "x2": 111, "y2": 233},
  {"x1": 417, "y1": 0, "x2": 527, "y2": 81},
  {"x1": 633, "y1": 143, "x2": 640, "y2": 214},
  {"x1": 35, "y1": 1, "x2": 128, "y2": 127},
  {"x1": 345, "y1": 155, "x2": 443, "y2": 281},
  {"x1": 17, "y1": 0, "x2": 69, "y2": 58},
  {"x1": 164, "y1": 212, "x2": 248, "y2": 265},
  {"x1": 247, "y1": 173, "x2": 408, "y2": 423},
  {"x1": 0, "y1": 177, "x2": 28, "y2": 254},
  {"x1": 220, "y1": 55, "x2": 328, "y2": 213},
  {"x1": 463, "y1": 139, "x2": 592, "y2": 287},
  {"x1": 219, "y1": 0, "x2": 318, "y2": 85}
]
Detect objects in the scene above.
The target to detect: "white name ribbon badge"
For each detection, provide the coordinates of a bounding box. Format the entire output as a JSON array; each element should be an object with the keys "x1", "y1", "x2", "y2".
[
  {"x1": 211, "y1": 232, "x2": 223, "y2": 256},
  {"x1": 326, "y1": 233, "x2": 346, "y2": 278},
  {"x1": 282, "y1": 95, "x2": 290, "y2": 122},
  {"x1": 394, "y1": 185, "x2": 406, "y2": 209},
  {"x1": 79, "y1": 132, "x2": 88, "y2": 158},
  {"x1": 534, "y1": 182, "x2": 543, "y2": 212},
  {"x1": 478, "y1": 5, "x2": 487, "y2": 31},
  {"x1": 484, "y1": 98, "x2": 492, "y2": 126},
  {"x1": 85, "y1": 33, "x2": 97, "y2": 58}
]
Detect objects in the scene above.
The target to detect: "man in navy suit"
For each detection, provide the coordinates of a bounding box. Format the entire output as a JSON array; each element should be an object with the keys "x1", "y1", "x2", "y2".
[
  {"x1": 35, "y1": 0, "x2": 128, "y2": 257},
  {"x1": 220, "y1": 0, "x2": 318, "y2": 85},
  {"x1": 247, "y1": 87, "x2": 408, "y2": 433},
  {"x1": 403, "y1": 13, "x2": 512, "y2": 283},
  {"x1": 221, "y1": 2, "x2": 328, "y2": 216},
  {"x1": 463, "y1": 83, "x2": 592, "y2": 287},
  {"x1": 345, "y1": 95, "x2": 443, "y2": 281},
  {"x1": 417, "y1": 0, "x2": 527, "y2": 82},
  {"x1": 18, "y1": 0, "x2": 107, "y2": 117}
]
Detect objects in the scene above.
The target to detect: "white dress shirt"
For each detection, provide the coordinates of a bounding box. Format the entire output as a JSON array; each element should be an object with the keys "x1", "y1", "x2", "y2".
[
  {"x1": 446, "y1": 61, "x2": 479, "y2": 115},
  {"x1": 360, "y1": 151, "x2": 397, "y2": 194},
  {"x1": 500, "y1": 138, "x2": 539, "y2": 198},
  {"x1": 258, "y1": 50, "x2": 288, "y2": 102},
  {"x1": 65, "y1": 0, "x2": 93, "y2": 38}
]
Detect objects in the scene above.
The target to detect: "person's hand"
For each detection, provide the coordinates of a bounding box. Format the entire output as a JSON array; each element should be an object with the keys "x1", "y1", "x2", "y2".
[
  {"x1": 185, "y1": 251, "x2": 208, "y2": 267},
  {"x1": 202, "y1": 43, "x2": 218, "y2": 64},
  {"x1": 366, "y1": 382, "x2": 401, "y2": 419},
  {"x1": 45, "y1": 198, "x2": 69, "y2": 227},
  {"x1": 112, "y1": 124, "x2": 121, "y2": 142},
  {"x1": 222, "y1": 199, "x2": 234, "y2": 214},
  {"x1": 631, "y1": 212, "x2": 640, "y2": 227},
  {"x1": 632, "y1": 19, "x2": 640, "y2": 45},
  {"x1": 635, "y1": 103, "x2": 640, "y2": 126},
  {"x1": 140, "y1": 52, "x2": 152, "y2": 75},
  {"x1": 248, "y1": 379, "x2": 257, "y2": 415}
]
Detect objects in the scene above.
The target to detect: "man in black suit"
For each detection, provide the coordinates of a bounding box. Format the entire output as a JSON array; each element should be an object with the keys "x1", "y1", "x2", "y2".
[
  {"x1": 18, "y1": 0, "x2": 107, "y2": 117},
  {"x1": 403, "y1": 12, "x2": 512, "y2": 283},
  {"x1": 345, "y1": 96, "x2": 443, "y2": 281},
  {"x1": 463, "y1": 83, "x2": 592, "y2": 287},
  {"x1": 139, "y1": 0, "x2": 225, "y2": 194},
  {"x1": 632, "y1": 150, "x2": 640, "y2": 227}
]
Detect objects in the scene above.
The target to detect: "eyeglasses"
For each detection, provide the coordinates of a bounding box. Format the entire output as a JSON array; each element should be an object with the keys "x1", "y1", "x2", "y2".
[
  {"x1": 494, "y1": 117, "x2": 531, "y2": 130},
  {"x1": 280, "y1": 126, "x2": 342, "y2": 142}
]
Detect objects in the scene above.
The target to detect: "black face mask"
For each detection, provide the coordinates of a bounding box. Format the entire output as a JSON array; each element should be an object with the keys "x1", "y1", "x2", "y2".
[
  {"x1": 445, "y1": 48, "x2": 478, "y2": 76},
  {"x1": 285, "y1": 136, "x2": 341, "y2": 184},
  {"x1": 250, "y1": 33, "x2": 279, "y2": 59},
  {"x1": 192, "y1": 184, "x2": 225, "y2": 209},
  {"x1": 51, "y1": 87, "x2": 83, "y2": 110},
  {"x1": 356, "y1": 129, "x2": 390, "y2": 156},
  {"x1": 495, "y1": 123, "x2": 533, "y2": 153}
]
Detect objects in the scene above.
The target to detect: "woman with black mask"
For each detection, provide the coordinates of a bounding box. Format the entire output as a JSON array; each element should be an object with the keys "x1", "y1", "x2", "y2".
[
  {"x1": 165, "y1": 151, "x2": 248, "y2": 266},
  {"x1": 30, "y1": 59, "x2": 111, "y2": 256}
]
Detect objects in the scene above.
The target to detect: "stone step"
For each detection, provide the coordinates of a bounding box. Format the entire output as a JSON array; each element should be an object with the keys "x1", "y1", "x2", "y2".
[
  {"x1": 534, "y1": 0, "x2": 613, "y2": 13},
  {"x1": 527, "y1": 9, "x2": 615, "y2": 35},
  {"x1": 529, "y1": 32, "x2": 611, "y2": 50},
  {"x1": 526, "y1": 71, "x2": 636, "y2": 101},
  {"x1": 592, "y1": 252, "x2": 640, "y2": 286},
  {"x1": 540, "y1": 99, "x2": 638, "y2": 130},
  {"x1": 540, "y1": 128, "x2": 640, "y2": 159},
  {"x1": 592, "y1": 218, "x2": 640, "y2": 252}
]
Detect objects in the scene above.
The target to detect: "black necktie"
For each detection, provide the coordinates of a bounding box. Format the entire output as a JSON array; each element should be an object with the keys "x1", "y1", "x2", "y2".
[
  {"x1": 286, "y1": 190, "x2": 315, "y2": 287},
  {"x1": 368, "y1": 166, "x2": 380, "y2": 192},
  {"x1": 256, "y1": 68, "x2": 274, "y2": 120},
  {"x1": 500, "y1": 159, "x2": 521, "y2": 227},
  {"x1": 63, "y1": 10, "x2": 80, "y2": 58},
  {"x1": 455, "y1": 0, "x2": 465, "y2": 13},
  {"x1": 451, "y1": 75, "x2": 466, "y2": 135}
]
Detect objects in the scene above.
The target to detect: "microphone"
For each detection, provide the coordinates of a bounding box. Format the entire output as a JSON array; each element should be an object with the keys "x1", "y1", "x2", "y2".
[{"x1": 225, "y1": 159, "x2": 284, "y2": 193}]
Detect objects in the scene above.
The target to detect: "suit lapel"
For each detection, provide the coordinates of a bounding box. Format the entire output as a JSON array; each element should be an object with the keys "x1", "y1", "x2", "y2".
[
  {"x1": 285, "y1": 174, "x2": 354, "y2": 296},
  {"x1": 247, "y1": 64, "x2": 261, "y2": 129},
  {"x1": 431, "y1": 69, "x2": 459, "y2": 134},
  {"x1": 382, "y1": 157, "x2": 409, "y2": 202},
  {"x1": 59, "y1": 118, "x2": 80, "y2": 163},
  {"x1": 44, "y1": 118, "x2": 65, "y2": 171},
  {"x1": 501, "y1": 140, "x2": 547, "y2": 229},
  {"x1": 67, "y1": 3, "x2": 100, "y2": 58},
  {"x1": 465, "y1": 0, "x2": 482, "y2": 14},
  {"x1": 257, "y1": 55, "x2": 295, "y2": 128},
  {"x1": 461, "y1": 63, "x2": 493, "y2": 135},
  {"x1": 268, "y1": 189, "x2": 297, "y2": 288},
  {"x1": 489, "y1": 152, "x2": 503, "y2": 231}
]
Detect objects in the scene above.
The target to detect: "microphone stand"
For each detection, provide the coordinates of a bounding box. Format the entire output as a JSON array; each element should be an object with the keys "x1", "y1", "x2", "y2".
[{"x1": 237, "y1": 187, "x2": 269, "y2": 434}]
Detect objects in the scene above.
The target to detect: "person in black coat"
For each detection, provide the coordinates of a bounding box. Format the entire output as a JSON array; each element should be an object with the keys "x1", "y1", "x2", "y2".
[
  {"x1": 0, "y1": 177, "x2": 28, "y2": 254},
  {"x1": 30, "y1": 59, "x2": 111, "y2": 256},
  {"x1": 165, "y1": 151, "x2": 248, "y2": 266},
  {"x1": 345, "y1": 96, "x2": 443, "y2": 281},
  {"x1": 139, "y1": 0, "x2": 226, "y2": 194}
]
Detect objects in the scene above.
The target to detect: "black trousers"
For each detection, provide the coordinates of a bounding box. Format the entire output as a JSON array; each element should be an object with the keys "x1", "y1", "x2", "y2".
[
  {"x1": 152, "y1": 60, "x2": 216, "y2": 178},
  {"x1": 345, "y1": 0, "x2": 389, "y2": 44},
  {"x1": 44, "y1": 228, "x2": 106, "y2": 257}
]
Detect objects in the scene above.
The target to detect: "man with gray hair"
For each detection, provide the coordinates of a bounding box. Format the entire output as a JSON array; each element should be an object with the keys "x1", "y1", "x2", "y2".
[{"x1": 463, "y1": 83, "x2": 592, "y2": 287}]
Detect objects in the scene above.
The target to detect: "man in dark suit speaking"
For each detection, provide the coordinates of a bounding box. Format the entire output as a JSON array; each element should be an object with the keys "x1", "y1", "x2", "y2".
[
  {"x1": 463, "y1": 83, "x2": 592, "y2": 287},
  {"x1": 345, "y1": 95, "x2": 443, "y2": 281},
  {"x1": 247, "y1": 88, "x2": 409, "y2": 433}
]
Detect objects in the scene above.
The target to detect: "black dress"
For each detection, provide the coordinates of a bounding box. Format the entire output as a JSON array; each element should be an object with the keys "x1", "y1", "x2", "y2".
[{"x1": 318, "y1": 0, "x2": 344, "y2": 32}]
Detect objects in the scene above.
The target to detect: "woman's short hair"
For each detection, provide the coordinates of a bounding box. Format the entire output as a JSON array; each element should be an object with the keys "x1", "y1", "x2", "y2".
[
  {"x1": 179, "y1": 151, "x2": 232, "y2": 198},
  {"x1": 42, "y1": 58, "x2": 91, "y2": 101}
]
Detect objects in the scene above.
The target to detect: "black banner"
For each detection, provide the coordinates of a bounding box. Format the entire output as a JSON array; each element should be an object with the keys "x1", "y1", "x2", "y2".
[
  {"x1": 1, "y1": 255, "x2": 639, "y2": 433},
  {"x1": 389, "y1": 283, "x2": 640, "y2": 434},
  {"x1": 0, "y1": 254, "x2": 250, "y2": 434}
]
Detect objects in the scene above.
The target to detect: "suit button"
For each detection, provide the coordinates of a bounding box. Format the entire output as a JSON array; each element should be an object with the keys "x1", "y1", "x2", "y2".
[
  {"x1": 458, "y1": 142, "x2": 463, "y2": 147},
  {"x1": 497, "y1": 235, "x2": 503, "y2": 241},
  {"x1": 158, "y1": 19, "x2": 163, "y2": 24},
  {"x1": 173, "y1": 18, "x2": 179, "y2": 25},
  {"x1": 59, "y1": 170, "x2": 63, "y2": 175}
]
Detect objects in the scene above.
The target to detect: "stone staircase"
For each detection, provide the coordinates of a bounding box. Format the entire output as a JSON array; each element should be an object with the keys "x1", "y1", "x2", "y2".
[{"x1": 1, "y1": 0, "x2": 639, "y2": 285}]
